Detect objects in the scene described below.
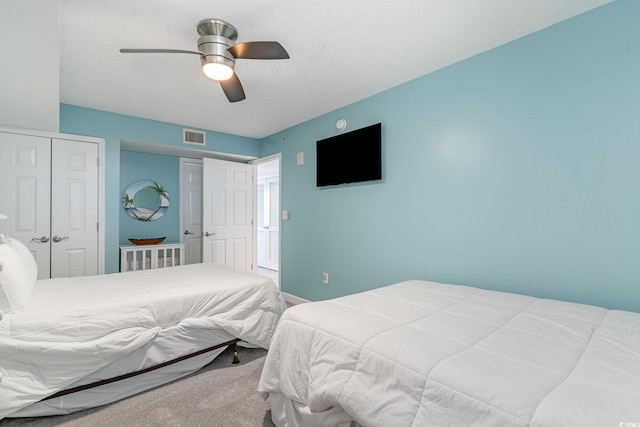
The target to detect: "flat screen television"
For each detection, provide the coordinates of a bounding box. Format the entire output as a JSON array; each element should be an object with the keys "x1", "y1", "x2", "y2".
[{"x1": 316, "y1": 123, "x2": 382, "y2": 187}]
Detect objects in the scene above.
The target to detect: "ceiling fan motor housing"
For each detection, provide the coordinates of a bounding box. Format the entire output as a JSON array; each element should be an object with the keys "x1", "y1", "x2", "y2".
[
  {"x1": 198, "y1": 35, "x2": 236, "y2": 71},
  {"x1": 197, "y1": 19, "x2": 238, "y2": 40},
  {"x1": 197, "y1": 19, "x2": 238, "y2": 73}
]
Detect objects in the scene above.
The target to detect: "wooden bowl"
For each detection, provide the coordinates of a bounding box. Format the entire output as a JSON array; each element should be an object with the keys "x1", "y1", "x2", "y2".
[{"x1": 128, "y1": 237, "x2": 166, "y2": 245}]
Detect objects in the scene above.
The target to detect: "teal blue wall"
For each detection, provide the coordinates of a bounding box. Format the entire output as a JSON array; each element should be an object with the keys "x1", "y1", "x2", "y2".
[
  {"x1": 120, "y1": 151, "x2": 180, "y2": 247},
  {"x1": 58, "y1": 1, "x2": 640, "y2": 312},
  {"x1": 59, "y1": 104, "x2": 261, "y2": 273},
  {"x1": 260, "y1": 0, "x2": 640, "y2": 311}
]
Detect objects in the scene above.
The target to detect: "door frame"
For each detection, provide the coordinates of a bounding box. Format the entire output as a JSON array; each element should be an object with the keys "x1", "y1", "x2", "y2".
[
  {"x1": 174, "y1": 150, "x2": 282, "y2": 287},
  {"x1": 250, "y1": 153, "x2": 282, "y2": 288}
]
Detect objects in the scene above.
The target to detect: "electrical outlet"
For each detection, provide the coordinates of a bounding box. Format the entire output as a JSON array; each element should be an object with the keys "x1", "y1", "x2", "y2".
[{"x1": 322, "y1": 272, "x2": 329, "y2": 284}]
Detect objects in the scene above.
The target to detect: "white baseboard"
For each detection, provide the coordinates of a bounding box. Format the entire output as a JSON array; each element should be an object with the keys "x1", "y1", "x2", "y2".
[{"x1": 282, "y1": 292, "x2": 310, "y2": 306}]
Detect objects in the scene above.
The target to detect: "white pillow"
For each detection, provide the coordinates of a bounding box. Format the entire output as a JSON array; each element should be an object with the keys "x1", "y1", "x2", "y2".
[{"x1": 0, "y1": 236, "x2": 38, "y2": 313}]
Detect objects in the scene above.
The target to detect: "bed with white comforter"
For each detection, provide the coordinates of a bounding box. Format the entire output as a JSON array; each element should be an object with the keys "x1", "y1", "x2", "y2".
[
  {"x1": 0, "y1": 260, "x2": 286, "y2": 419},
  {"x1": 258, "y1": 280, "x2": 640, "y2": 426}
]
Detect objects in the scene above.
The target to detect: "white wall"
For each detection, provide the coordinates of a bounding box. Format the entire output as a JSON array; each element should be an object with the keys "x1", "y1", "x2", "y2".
[{"x1": 0, "y1": 0, "x2": 60, "y2": 132}]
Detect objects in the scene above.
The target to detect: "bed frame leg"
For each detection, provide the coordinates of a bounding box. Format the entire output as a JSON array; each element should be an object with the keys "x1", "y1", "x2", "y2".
[{"x1": 232, "y1": 341, "x2": 240, "y2": 364}]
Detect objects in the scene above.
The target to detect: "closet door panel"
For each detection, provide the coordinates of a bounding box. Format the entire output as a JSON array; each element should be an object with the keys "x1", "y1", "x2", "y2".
[
  {"x1": 0, "y1": 132, "x2": 51, "y2": 279},
  {"x1": 50, "y1": 139, "x2": 99, "y2": 278}
]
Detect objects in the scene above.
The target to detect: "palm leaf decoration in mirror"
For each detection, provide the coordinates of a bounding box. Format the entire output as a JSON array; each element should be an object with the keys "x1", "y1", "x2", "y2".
[{"x1": 122, "y1": 180, "x2": 170, "y2": 221}]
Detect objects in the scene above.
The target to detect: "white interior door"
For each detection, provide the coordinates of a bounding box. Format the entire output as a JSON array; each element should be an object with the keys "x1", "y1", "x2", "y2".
[
  {"x1": 0, "y1": 132, "x2": 52, "y2": 279},
  {"x1": 50, "y1": 138, "x2": 99, "y2": 278},
  {"x1": 180, "y1": 158, "x2": 203, "y2": 264},
  {"x1": 257, "y1": 175, "x2": 280, "y2": 270},
  {"x1": 202, "y1": 158, "x2": 254, "y2": 272}
]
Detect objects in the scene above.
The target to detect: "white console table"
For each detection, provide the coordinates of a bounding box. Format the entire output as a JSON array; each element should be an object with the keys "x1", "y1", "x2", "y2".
[{"x1": 120, "y1": 243, "x2": 185, "y2": 272}]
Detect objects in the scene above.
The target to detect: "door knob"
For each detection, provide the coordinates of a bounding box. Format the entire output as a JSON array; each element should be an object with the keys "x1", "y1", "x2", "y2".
[
  {"x1": 184, "y1": 230, "x2": 194, "y2": 235},
  {"x1": 52, "y1": 235, "x2": 69, "y2": 243},
  {"x1": 204, "y1": 232, "x2": 215, "y2": 237},
  {"x1": 30, "y1": 236, "x2": 50, "y2": 243}
]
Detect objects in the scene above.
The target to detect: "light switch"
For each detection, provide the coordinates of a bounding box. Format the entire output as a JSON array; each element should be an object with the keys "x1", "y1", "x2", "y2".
[
  {"x1": 296, "y1": 152, "x2": 304, "y2": 166},
  {"x1": 282, "y1": 210, "x2": 290, "y2": 220}
]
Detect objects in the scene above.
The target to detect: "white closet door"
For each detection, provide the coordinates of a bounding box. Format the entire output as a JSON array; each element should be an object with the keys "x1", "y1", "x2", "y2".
[
  {"x1": 50, "y1": 139, "x2": 99, "y2": 278},
  {"x1": 202, "y1": 158, "x2": 254, "y2": 272},
  {"x1": 0, "y1": 132, "x2": 52, "y2": 279}
]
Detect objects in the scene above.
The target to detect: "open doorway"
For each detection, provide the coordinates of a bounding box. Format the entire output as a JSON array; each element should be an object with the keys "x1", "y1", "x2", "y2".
[
  {"x1": 178, "y1": 153, "x2": 281, "y2": 287},
  {"x1": 254, "y1": 155, "x2": 281, "y2": 287}
]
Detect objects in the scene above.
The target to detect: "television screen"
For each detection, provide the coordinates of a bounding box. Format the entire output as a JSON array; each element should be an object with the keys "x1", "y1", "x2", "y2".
[{"x1": 316, "y1": 123, "x2": 382, "y2": 187}]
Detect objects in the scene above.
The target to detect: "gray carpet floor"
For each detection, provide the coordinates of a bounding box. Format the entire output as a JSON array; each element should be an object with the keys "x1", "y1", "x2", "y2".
[{"x1": 0, "y1": 346, "x2": 275, "y2": 427}]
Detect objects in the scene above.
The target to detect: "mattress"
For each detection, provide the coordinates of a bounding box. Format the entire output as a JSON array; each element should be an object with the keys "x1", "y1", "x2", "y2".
[
  {"x1": 0, "y1": 262, "x2": 286, "y2": 419},
  {"x1": 258, "y1": 280, "x2": 640, "y2": 426}
]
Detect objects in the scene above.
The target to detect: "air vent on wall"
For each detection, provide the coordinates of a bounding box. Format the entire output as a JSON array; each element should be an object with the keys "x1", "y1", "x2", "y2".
[{"x1": 183, "y1": 129, "x2": 206, "y2": 146}]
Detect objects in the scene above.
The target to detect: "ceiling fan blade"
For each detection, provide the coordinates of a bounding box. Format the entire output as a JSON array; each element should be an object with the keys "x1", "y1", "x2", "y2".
[
  {"x1": 220, "y1": 73, "x2": 246, "y2": 103},
  {"x1": 228, "y1": 42, "x2": 289, "y2": 60},
  {"x1": 119, "y1": 48, "x2": 200, "y2": 55}
]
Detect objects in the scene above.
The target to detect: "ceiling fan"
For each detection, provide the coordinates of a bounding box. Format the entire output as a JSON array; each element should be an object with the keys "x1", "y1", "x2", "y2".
[{"x1": 120, "y1": 18, "x2": 289, "y2": 103}]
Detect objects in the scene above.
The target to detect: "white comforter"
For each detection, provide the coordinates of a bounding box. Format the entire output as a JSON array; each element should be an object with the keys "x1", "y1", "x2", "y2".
[
  {"x1": 0, "y1": 263, "x2": 285, "y2": 418},
  {"x1": 258, "y1": 280, "x2": 640, "y2": 426}
]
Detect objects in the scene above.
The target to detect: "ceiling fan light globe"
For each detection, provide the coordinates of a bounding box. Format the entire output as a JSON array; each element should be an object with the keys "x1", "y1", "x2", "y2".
[{"x1": 202, "y1": 63, "x2": 234, "y2": 81}]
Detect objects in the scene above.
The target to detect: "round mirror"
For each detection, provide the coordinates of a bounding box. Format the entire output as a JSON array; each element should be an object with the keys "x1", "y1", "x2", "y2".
[{"x1": 122, "y1": 180, "x2": 170, "y2": 221}]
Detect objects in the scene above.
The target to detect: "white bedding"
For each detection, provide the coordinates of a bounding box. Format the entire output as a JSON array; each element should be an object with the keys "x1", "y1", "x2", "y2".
[
  {"x1": 0, "y1": 262, "x2": 286, "y2": 419},
  {"x1": 258, "y1": 280, "x2": 640, "y2": 426},
  {"x1": 12, "y1": 328, "x2": 235, "y2": 417}
]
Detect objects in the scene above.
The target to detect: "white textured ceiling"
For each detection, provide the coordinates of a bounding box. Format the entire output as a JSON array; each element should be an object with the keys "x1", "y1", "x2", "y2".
[{"x1": 60, "y1": 0, "x2": 614, "y2": 139}]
